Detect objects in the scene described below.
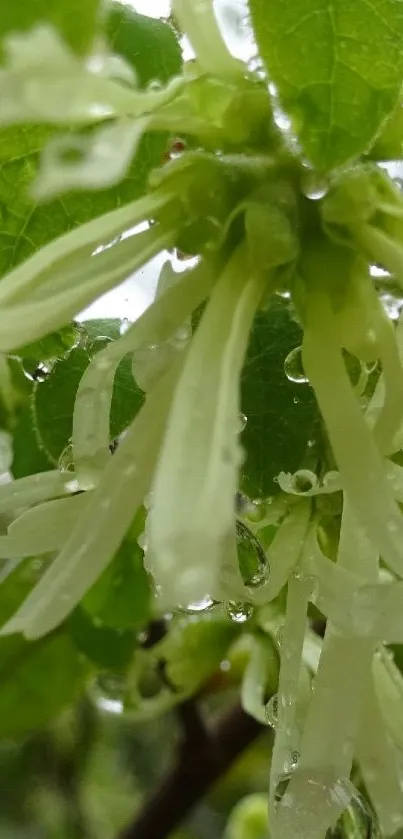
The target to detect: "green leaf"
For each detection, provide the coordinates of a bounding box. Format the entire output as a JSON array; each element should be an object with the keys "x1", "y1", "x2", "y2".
[
  {"x1": 11, "y1": 405, "x2": 54, "y2": 479},
  {"x1": 0, "y1": 9, "x2": 182, "y2": 274},
  {"x1": 368, "y1": 103, "x2": 403, "y2": 160},
  {"x1": 0, "y1": 559, "x2": 88, "y2": 739},
  {"x1": 82, "y1": 538, "x2": 151, "y2": 631},
  {"x1": 105, "y1": 4, "x2": 182, "y2": 88},
  {"x1": 69, "y1": 607, "x2": 135, "y2": 670},
  {"x1": 249, "y1": 0, "x2": 403, "y2": 169},
  {"x1": 160, "y1": 612, "x2": 240, "y2": 695},
  {"x1": 0, "y1": 127, "x2": 167, "y2": 277},
  {"x1": 0, "y1": 0, "x2": 100, "y2": 56},
  {"x1": 0, "y1": 632, "x2": 88, "y2": 738},
  {"x1": 240, "y1": 299, "x2": 318, "y2": 499},
  {"x1": 33, "y1": 334, "x2": 144, "y2": 463},
  {"x1": 15, "y1": 322, "x2": 81, "y2": 362}
]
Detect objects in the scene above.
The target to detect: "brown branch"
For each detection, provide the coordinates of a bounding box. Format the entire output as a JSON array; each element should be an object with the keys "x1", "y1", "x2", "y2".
[{"x1": 117, "y1": 701, "x2": 266, "y2": 839}]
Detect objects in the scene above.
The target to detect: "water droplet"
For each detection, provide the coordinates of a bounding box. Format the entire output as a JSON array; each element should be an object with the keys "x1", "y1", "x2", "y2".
[
  {"x1": 284, "y1": 750, "x2": 299, "y2": 773},
  {"x1": 120, "y1": 318, "x2": 130, "y2": 335},
  {"x1": 302, "y1": 172, "x2": 328, "y2": 201},
  {"x1": 380, "y1": 291, "x2": 403, "y2": 321},
  {"x1": 238, "y1": 412, "x2": 248, "y2": 432},
  {"x1": 276, "y1": 626, "x2": 283, "y2": 647},
  {"x1": 236, "y1": 519, "x2": 270, "y2": 590},
  {"x1": 274, "y1": 774, "x2": 379, "y2": 837},
  {"x1": 184, "y1": 596, "x2": 214, "y2": 613},
  {"x1": 272, "y1": 102, "x2": 292, "y2": 132},
  {"x1": 94, "y1": 673, "x2": 126, "y2": 715},
  {"x1": 327, "y1": 787, "x2": 380, "y2": 838},
  {"x1": 293, "y1": 396, "x2": 299, "y2": 405},
  {"x1": 58, "y1": 443, "x2": 74, "y2": 473},
  {"x1": 245, "y1": 498, "x2": 269, "y2": 523},
  {"x1": 284, "y1": 347, "x2": 308, "y2": 384},
  {"x1": 64, "y1": 479, "x2": 80, "y2": 494},
  {"x1": 138, "y1": 531, "x2": 148, "y2": 552},
  {"x1": 32, "y1": 363, "x2": 50, "y2": 382},
  {"x1": 265, "y1": 693, "x2": 278, "y2": 728},
  {"x1": 290, "y1": 470, "x2": 318, "y2": 494},
  {"x1": 227, "y1": 601, "x2": 253, "y2": 623},
  {"x1": 148, "y1": 79, "x2": 163, "y2": 92}
]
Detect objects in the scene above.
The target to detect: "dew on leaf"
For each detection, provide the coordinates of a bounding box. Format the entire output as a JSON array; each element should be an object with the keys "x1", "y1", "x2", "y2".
[
  {"x1": 227, "y1": 601, "x2": 253, "y2": 623},
  {"x1": 32, "y1": 363, "x2": 51, "y2": 383},
  {"x1": 284, "y1": 346, "x2": 308, "y2": 384},
  {"x1": 302, "y1": 171, "x2": 328, "y2": 201}
]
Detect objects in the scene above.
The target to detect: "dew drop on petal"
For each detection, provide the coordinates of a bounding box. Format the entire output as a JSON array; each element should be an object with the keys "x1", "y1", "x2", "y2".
[
  {"x1": 236, "y1": 520, "x2": 270, "y2": 589},
  {"x1": 276, "y1": 625, "x2": 283, "y2": 648},
  {"x1": 184, "y1": 596, "x2": 214, "y2": 613},
  {"x1": 227, "y1": 601, "x2": 253, "y2": 623},
  {"x1": 32, "y1": 363, "x2": 51, "y2": 382},
  {"x1": 58, "y1": 443, "x2": 74, "y2": 474},
  {"x1": 284, "y1": 750, "x2": 299, "y2": 773},
  {"x1": 265, "y1": 693, "x2": 278, "y2": 728}
]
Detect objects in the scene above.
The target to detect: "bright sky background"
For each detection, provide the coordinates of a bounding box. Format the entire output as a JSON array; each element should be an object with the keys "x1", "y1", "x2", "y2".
[{"x1": 81, "y1": 0, "x2": 254, "y2": 322}]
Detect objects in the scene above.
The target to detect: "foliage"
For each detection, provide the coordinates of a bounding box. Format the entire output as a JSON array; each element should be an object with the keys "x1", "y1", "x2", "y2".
[{"x1": 1, "y1": 2, "x2": 403, "y2": 838}]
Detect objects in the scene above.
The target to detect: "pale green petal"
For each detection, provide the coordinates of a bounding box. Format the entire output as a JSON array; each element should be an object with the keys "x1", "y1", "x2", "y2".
[
  {"x1": 269, "y1": 573, "x2": 311, "y2": 814},
  {"x1": 33, "y1": 118, "x2": 150, "y2": 200},
  {"x1": 373, "y1": 646, "x2": 403, "y2": 754},
  {"x1": 241, "y1": 634, "x2": 278, "y2": 725},
  {"x1": 0, "y1": 470, "x2": 78, "y2": 515},
  {"x1": 302, "y1": 291, "x2": 403, "y2": 578},
  {"x1": 73, "y1": 259, "x2": 215, "y2": 488},
  {"x1": 0, "y1": 361, "x2": 181, "y2": 639},
  {"x1": 274, "y1": 503, "x2": 377, "y2": 839},
  {"x1": 172, "y1": 0, "x2": 243, "y2": 80},
  {"x1": 357, "y1": 674, "x2": 403, "y2": 835},
  {"x1": 8, "y1": 493, "x2": 90, "y2": 555},
  {"x1": 0, "y1": 225, "x2": 173, "y2": 351},
  {"x1": 147, "y1": 245, "x2": 266, "y2": 607}
]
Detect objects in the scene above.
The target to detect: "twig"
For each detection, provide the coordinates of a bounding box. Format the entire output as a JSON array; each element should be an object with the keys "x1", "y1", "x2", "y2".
[{"x1": 117, "y1": 701, "x2": 266, "y2": 839}]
